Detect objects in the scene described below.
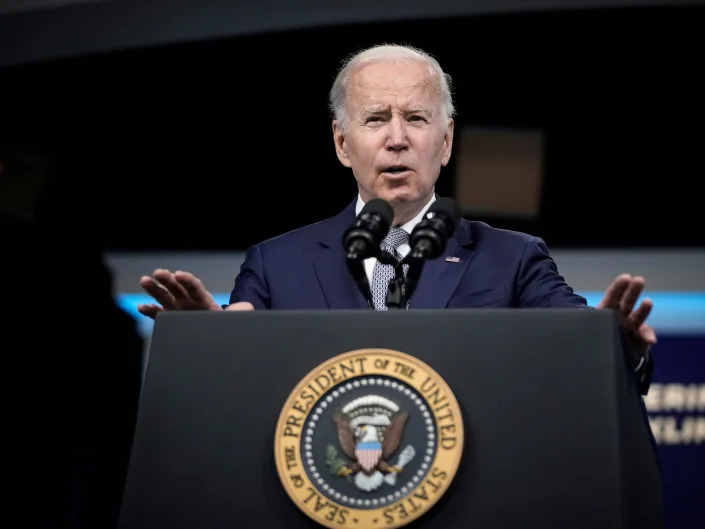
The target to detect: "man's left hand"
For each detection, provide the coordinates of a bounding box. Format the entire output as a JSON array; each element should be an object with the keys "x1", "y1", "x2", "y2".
[{"x1": 597, "y1": 273, "x2": 657, "y2": 366}]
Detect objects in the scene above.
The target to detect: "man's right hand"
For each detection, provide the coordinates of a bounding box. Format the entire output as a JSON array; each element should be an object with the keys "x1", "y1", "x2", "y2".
[{"x1": 138, "y1": 268, "x2": 224, "y2": 319}]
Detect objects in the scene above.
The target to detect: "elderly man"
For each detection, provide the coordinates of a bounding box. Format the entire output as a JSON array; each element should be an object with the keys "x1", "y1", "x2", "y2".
[{"x1": 138, "y1": 43, "x2": 655, "y2": 392}]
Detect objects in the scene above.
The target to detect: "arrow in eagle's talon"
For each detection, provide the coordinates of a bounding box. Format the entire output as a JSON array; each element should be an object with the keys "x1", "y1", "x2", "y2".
[{"x1": 384, "y1": 445, "x2": 416, "y2": 485}]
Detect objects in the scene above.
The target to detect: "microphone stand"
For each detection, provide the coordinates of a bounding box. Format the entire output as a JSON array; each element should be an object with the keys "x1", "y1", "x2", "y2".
[
  {"x1": 401, "y1": 251, "x2": 425, "y2": 304},
  {"x1": 348, "y1": 248, "x2": 425, "y2": 311},
  {"x1": 379, "y1": 251, "x2": 407, "y2": 310}
]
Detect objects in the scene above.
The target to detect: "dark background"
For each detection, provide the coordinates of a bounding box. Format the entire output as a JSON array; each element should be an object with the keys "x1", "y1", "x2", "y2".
[
  {"x1": 2, "y1": 3, "x2": 703, "y2": 252},
  {"x1": 1, "y1": 4, "x2": 703, "y2": 529}
]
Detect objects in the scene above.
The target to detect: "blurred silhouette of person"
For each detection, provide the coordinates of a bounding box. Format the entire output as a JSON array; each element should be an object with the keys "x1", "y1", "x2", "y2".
[{"x1": 0, "y1": 119, "x2": 143, "y2": 529}]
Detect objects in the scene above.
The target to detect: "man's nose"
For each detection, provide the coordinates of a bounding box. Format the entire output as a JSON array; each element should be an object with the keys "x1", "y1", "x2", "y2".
[{"x1": 385, "y1": 117, "x2": 409, "y2": 151}]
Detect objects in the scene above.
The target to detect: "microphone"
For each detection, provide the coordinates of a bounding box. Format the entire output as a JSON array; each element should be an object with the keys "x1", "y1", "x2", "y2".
[
  {"x1": 343, "y1": 198, "x2": 394, "y2": 260},
  {"x1": 403, "y1": 197, "x2": 462, "y2": 302},
  {"x1": 343, "y1": 198, "x2": 394, "y2": 308},
  {"x1": 407, "y1": 197, "x2": 461, "y2": 260}
]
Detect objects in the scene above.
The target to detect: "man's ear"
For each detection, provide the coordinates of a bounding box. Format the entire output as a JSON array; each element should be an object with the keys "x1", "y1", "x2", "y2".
[
  {"x1": 441, "y1": 118, "x2": 454, "y2": 167},
  {"x1": 332, "y1": 120, "x2": 352, "y2": 168}
]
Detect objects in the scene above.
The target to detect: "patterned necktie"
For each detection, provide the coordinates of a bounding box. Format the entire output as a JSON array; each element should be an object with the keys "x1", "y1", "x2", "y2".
[{"x1": 371, "y1": 227, "x2": 409, "y2": 311}]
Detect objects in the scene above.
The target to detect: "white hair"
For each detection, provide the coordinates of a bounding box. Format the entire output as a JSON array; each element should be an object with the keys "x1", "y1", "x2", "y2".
[{"x1": 329, "y1": 43, "x2": 455, "y2": 132}]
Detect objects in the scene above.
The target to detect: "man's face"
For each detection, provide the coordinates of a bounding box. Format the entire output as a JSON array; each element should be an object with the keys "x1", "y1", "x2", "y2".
[{"x1": 333, "y1": 60, "x2": 454, "y2": 209}]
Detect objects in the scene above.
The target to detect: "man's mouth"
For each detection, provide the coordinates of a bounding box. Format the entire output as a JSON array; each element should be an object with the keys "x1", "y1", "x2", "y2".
[{"x1": 382, "y1": 165, "x2": 411, "y2": 174}]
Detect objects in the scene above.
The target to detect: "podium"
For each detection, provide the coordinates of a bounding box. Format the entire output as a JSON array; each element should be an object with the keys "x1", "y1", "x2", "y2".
[{"x1": 118, "y1": 309, "x2": 662, "y2": 529}]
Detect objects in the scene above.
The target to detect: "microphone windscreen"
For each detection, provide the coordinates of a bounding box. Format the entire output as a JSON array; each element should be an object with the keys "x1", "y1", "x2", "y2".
[
  {"x1": 429, "y1": 197, "x2": 461, "y2": 231},
  {"x1": 360, "y1": 198, "x2": 394, "y2": 229}
]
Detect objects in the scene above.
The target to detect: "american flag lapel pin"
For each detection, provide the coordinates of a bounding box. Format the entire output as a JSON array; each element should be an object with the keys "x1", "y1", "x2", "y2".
[{"x1": 445, "y1": 256, "x2": 461, "y2": 263}]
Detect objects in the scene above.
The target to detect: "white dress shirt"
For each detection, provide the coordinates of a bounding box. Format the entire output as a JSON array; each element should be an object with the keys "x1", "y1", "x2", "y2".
[{"x1": 354, "y1": 194, "x2": 437, "y2": 284}]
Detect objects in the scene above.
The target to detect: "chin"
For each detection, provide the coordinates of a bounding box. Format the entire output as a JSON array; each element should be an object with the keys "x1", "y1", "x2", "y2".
[{"x1": 379, "y1": 189, "x2": 422, "y2": 207}]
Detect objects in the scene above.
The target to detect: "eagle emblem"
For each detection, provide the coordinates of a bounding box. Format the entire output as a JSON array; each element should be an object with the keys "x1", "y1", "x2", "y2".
[{"x1": 330, "y1": 395, "x2": 415, "y2": 492}]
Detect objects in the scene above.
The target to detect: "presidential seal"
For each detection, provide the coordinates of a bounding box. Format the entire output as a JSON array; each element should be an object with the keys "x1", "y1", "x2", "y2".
[{"x1": 274, "y1": 348, "x2": 463, "y2": 528}]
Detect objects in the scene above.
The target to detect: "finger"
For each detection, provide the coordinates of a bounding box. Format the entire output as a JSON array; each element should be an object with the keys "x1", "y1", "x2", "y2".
[
  {"x1": 174, "y1": 271, "x2": 220, "y2": 310},
  {"x1": 619, "y1": 276, "x2": 646, "y2": 316},
  {"x1": 628, "y1": 297, "x2": 653, "y2": 329},
  {"x1": 640, "y1": 323, "x2": 657, "y2": 345},
  {"x1": 140, "y1": 274, "x2": 177, "y2": 309},
  {"x1": 153, "y1": 268, "x2": 192, "y2": 303},
  {"x1": 225, "y1": 301, "x2": 255, "y2": 311},
  {"x1": 597, "y1": 273, "x2": 632, "y2": 309},
  {"x1": 137, "y1": 303, "x2": 163, "y2": 319}
]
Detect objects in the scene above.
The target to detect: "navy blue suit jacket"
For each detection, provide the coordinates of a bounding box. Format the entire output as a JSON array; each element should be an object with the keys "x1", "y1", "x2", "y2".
[
  {"x1": 229, "y1": 199, "x2": 587, "y2": 310},
  {"x1": 228, "y1": 199, "x2": 657, "y2": 462},
  {"x1": 228, "y1": 198, "x2": 657, "y2": 454}
]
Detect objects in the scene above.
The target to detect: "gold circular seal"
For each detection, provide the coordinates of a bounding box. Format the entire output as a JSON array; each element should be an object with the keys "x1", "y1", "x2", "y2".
[{"x1": 274, "y1": 348, "x2": 464, "y2": 528}]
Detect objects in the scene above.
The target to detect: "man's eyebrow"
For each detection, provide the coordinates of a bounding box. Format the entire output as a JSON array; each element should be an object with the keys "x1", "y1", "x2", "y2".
[
  {"x1": 404, "y1": 107, "x2": 432, "y2": 114},
  {"x1": 361, "y1": 106, "x2": 390, "y2": 115}
]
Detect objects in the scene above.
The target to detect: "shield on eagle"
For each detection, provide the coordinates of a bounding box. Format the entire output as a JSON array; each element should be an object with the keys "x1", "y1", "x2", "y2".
[{"x1": 355, "y1": 440, "x2": 383, "y2": 472}]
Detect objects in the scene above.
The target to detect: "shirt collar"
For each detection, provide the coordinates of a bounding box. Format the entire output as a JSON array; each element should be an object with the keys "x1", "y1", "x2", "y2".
[{"x1": 354, "y1": 194, "x2": 437, "y2": 235}]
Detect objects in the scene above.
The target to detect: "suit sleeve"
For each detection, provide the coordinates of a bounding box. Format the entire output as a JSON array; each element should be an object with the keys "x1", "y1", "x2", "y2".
[
  {"x1": 517, "y1": 236, "x2": 654, "y2": 395},
  {"x1": 515, "y1": 236, "x2": 588, "y2": 308},
  {"x1": 622, "y1": 334, "x2": 655, "y2": 396},
  {"x1": 227, "y1": 244, "x2": 271, "y2": 310}
]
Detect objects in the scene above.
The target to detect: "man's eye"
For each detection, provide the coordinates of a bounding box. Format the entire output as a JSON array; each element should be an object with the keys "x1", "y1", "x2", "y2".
[
  {"x1": 366, "y1": 116, "x2": 383, "y2": 123},
  {"x1": 409, "y1": 115, "x2": 426, "y2": 122}
]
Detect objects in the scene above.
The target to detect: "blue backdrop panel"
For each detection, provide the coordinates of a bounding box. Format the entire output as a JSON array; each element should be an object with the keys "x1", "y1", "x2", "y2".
[{"x1": 646, "y1": 334, "x2": 705, "y2": 529}]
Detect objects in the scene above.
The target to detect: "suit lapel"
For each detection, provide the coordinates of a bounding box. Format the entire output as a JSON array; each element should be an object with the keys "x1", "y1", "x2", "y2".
[
  {"x1": 407, "y1": 220, "x2": 476, "y2": 309},
  {"x1": 312, "y1": 201, "x2": 371, "y2": 309}
]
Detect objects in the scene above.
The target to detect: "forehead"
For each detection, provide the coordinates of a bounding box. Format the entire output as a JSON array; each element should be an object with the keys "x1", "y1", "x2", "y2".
[{"x1": 346, "y1": 60, "x2": 439, "y2": 109}]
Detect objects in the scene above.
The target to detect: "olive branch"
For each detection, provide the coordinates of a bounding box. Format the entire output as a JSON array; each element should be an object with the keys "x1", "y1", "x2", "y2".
[{"x1": 325, "y1": 444, "x2": 352, "y2": 482}]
